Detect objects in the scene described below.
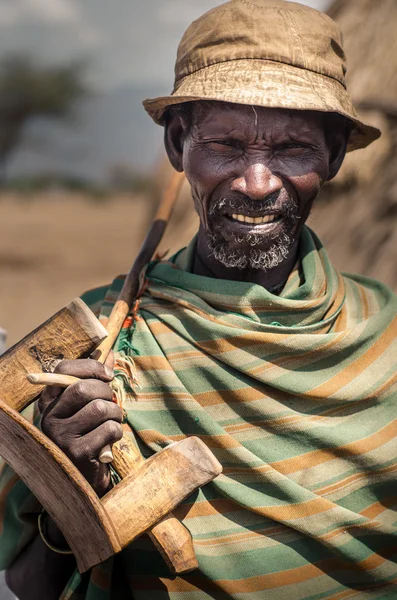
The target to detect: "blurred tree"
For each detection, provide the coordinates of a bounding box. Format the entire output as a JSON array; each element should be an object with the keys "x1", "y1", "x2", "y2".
[{"x1": 0, "y1": 54, "x2": 87, "y2": 183}]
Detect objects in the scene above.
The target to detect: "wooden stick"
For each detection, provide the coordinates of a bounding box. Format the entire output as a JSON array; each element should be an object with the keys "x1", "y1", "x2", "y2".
[
  {"x1": 27, "y1": 373, "x2": 80, "y2": 387},
  {"x1": 91, "y1": 170, "x2": 185, "y2": 365},
  {"x1": 93, "y1": 170, "x2": 185, "y2": 462},
  {"x1": 114, "y1": 432, "x2": 199, "y2": 573},
  {"x1": 102, "y1": 437, "x2": 222, "y2": 551}
]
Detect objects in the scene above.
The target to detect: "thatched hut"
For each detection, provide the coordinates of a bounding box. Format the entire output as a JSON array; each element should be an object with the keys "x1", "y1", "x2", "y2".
[{"x1": 310, "y1": 0, "x2": 397, "y2": 291}]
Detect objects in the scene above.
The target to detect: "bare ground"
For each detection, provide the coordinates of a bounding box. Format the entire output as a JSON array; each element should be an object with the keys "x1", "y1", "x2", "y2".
[{"x1": 0, "y1": 191, "x2": 199, "y2": 346}]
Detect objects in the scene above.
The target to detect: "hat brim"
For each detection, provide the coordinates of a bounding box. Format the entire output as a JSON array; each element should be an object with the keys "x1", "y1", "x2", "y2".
[{"x1": 143, "y1": 59, "x2": 380, "y2": 152}]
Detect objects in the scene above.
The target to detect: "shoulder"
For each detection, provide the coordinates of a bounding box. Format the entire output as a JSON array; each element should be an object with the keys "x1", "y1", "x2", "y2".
[
  {"x1": 80, "y1": 284, "x2": 110, "y2": 318},
  {"x1": 80, "y1": 275, "x2": 127, "y2": 319}
]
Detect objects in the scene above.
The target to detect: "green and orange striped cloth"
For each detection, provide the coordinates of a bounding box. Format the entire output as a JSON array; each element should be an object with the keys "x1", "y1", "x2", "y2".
[{"x1": 1, "y1": 226, "x2": 397, "y2": 599}]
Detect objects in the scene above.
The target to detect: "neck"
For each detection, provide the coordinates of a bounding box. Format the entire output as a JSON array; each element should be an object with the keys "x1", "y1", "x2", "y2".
[{"x1": 192, "y1": 232, "x2": 299, "y2": 293}]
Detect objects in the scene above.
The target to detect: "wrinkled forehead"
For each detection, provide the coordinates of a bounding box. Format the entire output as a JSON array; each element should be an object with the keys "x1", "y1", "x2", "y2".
[{"x1": 191, "y1": 101, "x2": 325, "y2": 139}]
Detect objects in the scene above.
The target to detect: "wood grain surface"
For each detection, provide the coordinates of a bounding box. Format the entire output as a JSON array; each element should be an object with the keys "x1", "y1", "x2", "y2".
[
  {"x1": 0, "y1": 398, "x2": 121, "y2": 573},
  {"x1": 112, "y1": 433, "x2": 199, "y2": 573},
  {"x1": 102, "y1": 437, "x2": 222, "y2": 550},
  {"x1": 0, "y1": 298, "x2": 107, "y2": 412}
]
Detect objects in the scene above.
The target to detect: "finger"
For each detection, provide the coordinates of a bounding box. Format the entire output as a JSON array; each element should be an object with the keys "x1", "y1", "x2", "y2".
[
  {"x1": 38, "y1": 357, "x2": 113, "y2": 414},
  {"x1": 74, "y1": 421, "x2": 123, "y2": 463},
  {"x1": 54, "y1": 359, "x2": 114, "y2": 382},
  {"x1": 104, "y1": 350, "x2": 114, "y2": 374},
  {"x1": 38, "y1": 384, "x2": 63, "y2": 414},
  {"x1": 50, "y1": 379, "x2": 113, "y2": 420},
  {"x1": 67, "y1": 399, "x2": 123, "y2": 436}
]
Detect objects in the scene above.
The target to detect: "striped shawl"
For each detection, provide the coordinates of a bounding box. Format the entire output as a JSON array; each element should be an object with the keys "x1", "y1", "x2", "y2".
[{"x1": 0, "y1": 227, "x2": 396, "y2": 599}]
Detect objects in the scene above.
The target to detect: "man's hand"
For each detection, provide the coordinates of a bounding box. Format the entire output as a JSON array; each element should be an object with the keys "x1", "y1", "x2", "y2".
[{"x1": 39, "y1": 353, "x2": 123, "y2": 497}]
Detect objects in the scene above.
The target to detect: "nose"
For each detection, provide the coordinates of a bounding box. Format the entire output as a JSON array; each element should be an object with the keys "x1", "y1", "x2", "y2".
[{"x1": 231, "y1": 162, "x2": 282, "y2": 201}]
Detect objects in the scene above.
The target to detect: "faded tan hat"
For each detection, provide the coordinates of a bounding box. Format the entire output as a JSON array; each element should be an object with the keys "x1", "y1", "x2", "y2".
[{"x1": 143, "y1": 0, "x2": 380, "y2": 152}]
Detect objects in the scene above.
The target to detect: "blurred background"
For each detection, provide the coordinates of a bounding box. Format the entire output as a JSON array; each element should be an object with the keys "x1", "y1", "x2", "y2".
[{"x1": 0, "y1": 0, "x2": 396, "y2": 597}]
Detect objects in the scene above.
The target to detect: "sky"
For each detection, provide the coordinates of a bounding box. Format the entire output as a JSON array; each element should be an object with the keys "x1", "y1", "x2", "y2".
[
  {"x1": 0, "y1": 0, "x2": 332, "y2": 91},
  {"x1": 0, "y1": 0, "x2": 333, "y2": 180}
]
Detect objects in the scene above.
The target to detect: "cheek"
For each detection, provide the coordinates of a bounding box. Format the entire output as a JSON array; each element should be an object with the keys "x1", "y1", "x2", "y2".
[
  {"x1": 182, "y1": 149, "x2": 210, "y2": 225},
  {"x1": 287, "y1": 172, "x2": 321, "y2": 231},
  {"x1": 183, "y1": 147, "x2": 228, "y2": 215},
  {"x1": 289, "y1": 152, "x2": 329, "y2": 202},
  {"x1": 292, "y1": 172, "x2": 322, "y2": 199}
]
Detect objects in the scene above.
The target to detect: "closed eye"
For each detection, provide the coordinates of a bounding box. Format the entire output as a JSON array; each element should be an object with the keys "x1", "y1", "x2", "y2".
[
  {"x1": 206, "y1": 139, "x2": 242, "y2": 153},
  {"x1": 276, "y1": 142, "x2": 314, "y2": 156}
]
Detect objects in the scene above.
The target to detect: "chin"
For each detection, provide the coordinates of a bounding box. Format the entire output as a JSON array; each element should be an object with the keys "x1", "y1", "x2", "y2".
[{"x1": 208, "y1": 230, "x2": 295, "y2": 271}]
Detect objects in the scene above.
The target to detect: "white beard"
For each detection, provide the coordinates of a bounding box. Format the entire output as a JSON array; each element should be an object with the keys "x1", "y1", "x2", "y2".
[
  {"x1": 208, "y1": 231, "x2": 293, "y2": 270},
  {"x1": 206, "y1": 195, "x2": 299, "y2": 271}
]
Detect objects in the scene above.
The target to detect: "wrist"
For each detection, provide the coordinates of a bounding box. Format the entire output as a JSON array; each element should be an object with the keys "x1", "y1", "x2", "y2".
[{"x1": 39, "y1": 511, "x2": 72, "y2": 553}]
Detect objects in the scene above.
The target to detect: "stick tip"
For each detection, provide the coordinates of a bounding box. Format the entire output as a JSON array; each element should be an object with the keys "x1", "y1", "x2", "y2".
[
  {"x1": 27, "y1": 373, "x2": 39, "y2": 384},
  {"x1": 99, "y1": 446, "x2": 114, "y2": 464}
]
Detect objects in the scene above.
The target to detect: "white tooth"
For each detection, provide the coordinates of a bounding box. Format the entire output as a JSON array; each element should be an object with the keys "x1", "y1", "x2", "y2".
[
  {"x1": 254, "y1": 217, "x2": 262, "y2": 224},
  {"x1": 232, "y1": 213, "x2": 238, "y2": 220},
  {"x1": 246, "y1": 216, "x2": 255, "y2": 223},
  {"x1": 237, "y1": 214, "x2": 245, "y2": 222}
]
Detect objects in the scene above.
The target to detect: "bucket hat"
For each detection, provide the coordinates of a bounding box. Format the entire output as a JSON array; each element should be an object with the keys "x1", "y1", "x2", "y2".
[{"x1": 143, "y1": 0, "x2": 380, "y2": 152}]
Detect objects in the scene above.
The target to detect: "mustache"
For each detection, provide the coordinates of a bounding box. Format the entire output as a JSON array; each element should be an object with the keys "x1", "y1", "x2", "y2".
[{"x1": 208, "y1": 192, "x2": 298, "y2": 217}]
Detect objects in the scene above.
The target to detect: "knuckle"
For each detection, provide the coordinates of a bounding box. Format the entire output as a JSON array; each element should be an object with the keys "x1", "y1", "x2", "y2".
[
  {"x1": 72, "y1": 379, "x2": 102, "y2": 400},
  {"x1": 113, "y1": 405, "x2": 124, "y2": 422},
  {"x1": 68, "y1": 444, "x2": 82, "y2": 463},
  {"x1": 72, "y1": 440, "x2": 89, "y2": 462},
  {"x1": 86, "y1": 380, "x2": 108, "y2": 399},
  {"x1": 72, "y1": 380, "x2": 87, "y2": 397},
  {"x1": 107, "y1": 421, "x2": 123, "y2": 440},
  {"x1": 90, "y1": 399, "x2": 108, "y2": 420},
  {"x1": 90, "y1": 361, "x2": 103, "y2": 377}
]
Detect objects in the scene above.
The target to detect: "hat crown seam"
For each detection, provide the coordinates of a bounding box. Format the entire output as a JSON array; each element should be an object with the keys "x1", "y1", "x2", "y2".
[
  {"x1": 173, "y1": 57, "x2": 348, "y2": 93},
  {"x1": 175, "y1": 55, "x2": 346, "y2": 88}
]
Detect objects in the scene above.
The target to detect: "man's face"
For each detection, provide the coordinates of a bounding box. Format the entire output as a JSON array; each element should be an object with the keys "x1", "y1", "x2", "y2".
[{"x1": 181, "y1": 102, "x2": 332, "y2": 271}]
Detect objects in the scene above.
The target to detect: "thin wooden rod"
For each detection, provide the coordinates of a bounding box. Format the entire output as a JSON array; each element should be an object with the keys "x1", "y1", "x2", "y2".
[
  {"x1": 92, "y1": 169, "x2": 185, "y2": 364},
  {"x1": 94, "y1": 170, "x2": 185, "y2": 462}
]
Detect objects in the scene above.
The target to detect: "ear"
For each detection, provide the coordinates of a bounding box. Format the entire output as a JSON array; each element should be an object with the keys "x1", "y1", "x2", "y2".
[
  {"x1": 327, "y1": 135, "x2": 347, "y2": 180},
  {"x1": 326, "y1": 117, "x2": 350, "y2": 181},
  {"x1": 164, "y1": 109, "x2": 189, "y2": 172}
]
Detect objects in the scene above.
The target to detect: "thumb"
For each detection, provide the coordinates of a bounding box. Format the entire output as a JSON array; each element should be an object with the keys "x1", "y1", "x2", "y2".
[{"x1": 104, "y1": 349, "x2": 115, "y2": 376}]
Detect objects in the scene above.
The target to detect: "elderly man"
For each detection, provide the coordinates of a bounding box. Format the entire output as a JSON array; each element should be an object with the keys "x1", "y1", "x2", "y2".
[{"x1": 1, "y1": 1, "x2": 396, "y2": 599}]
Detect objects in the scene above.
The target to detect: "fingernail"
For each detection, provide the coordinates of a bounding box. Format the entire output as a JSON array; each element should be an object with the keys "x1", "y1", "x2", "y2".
[{"x1": 105, "y1": 366, "x2": 114, "y2": 379}]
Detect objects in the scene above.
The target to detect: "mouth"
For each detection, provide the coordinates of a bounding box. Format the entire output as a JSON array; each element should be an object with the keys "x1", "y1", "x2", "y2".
[
  {"x1": 228, "y1": 213, "x2": 282, "y2": 225},
  {"x1": 207, "y1": 195, "x2": 299, "y2": 244},
  {"x1": 219, "y1": 211, "x2": 284, "y2": 235}
]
